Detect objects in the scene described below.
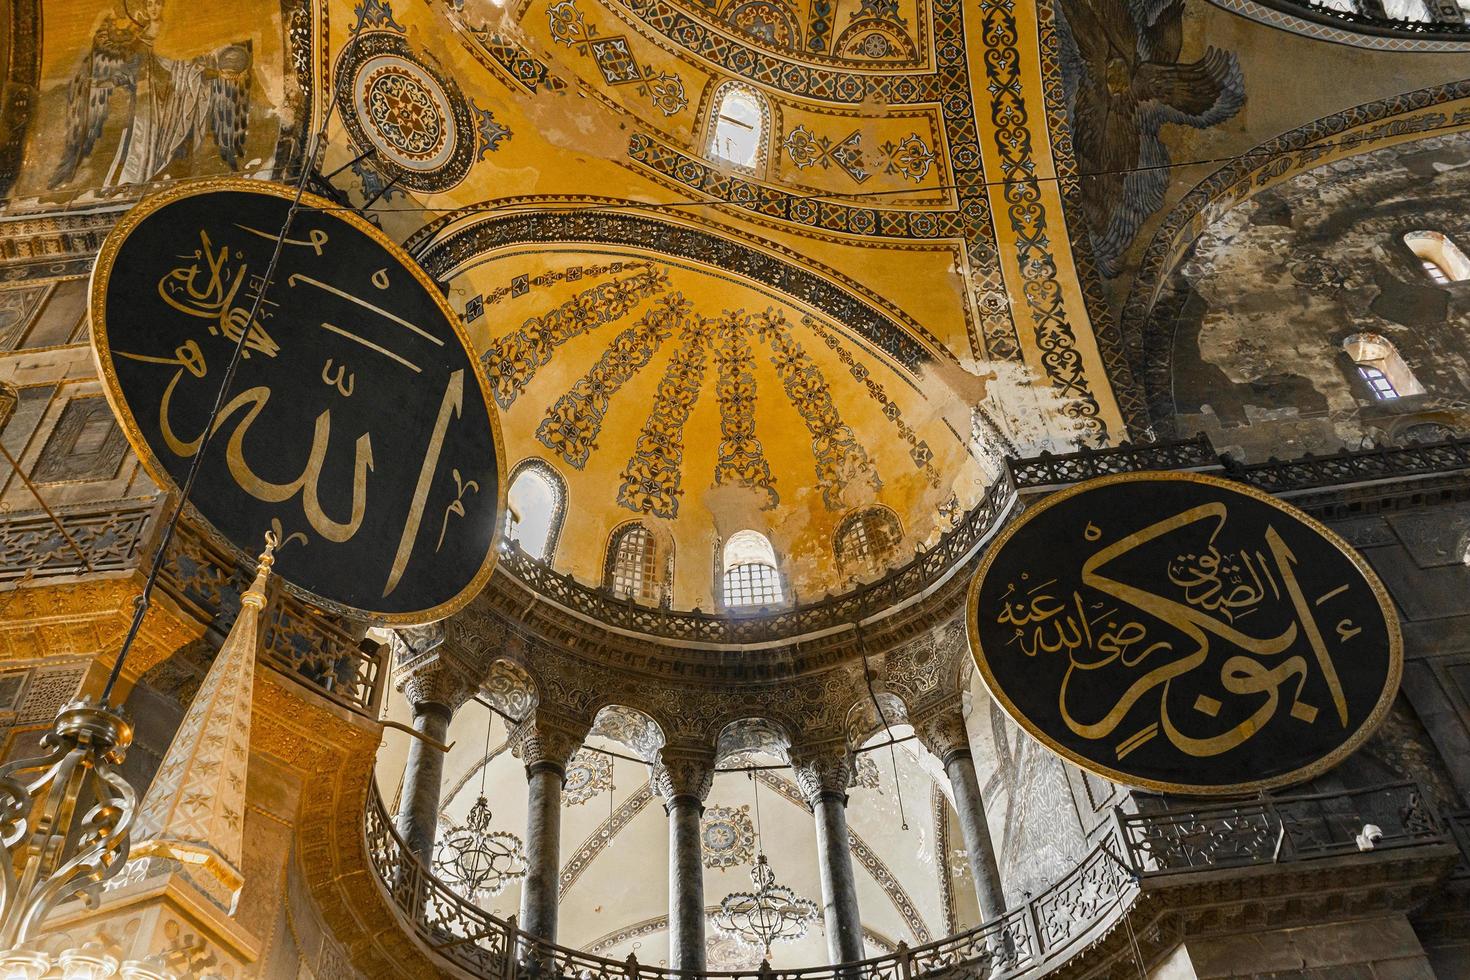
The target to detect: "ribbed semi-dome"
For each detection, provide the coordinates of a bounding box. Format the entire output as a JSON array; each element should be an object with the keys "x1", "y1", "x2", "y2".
[{"x1": 448, "y1": 246, "x2": 987, "y2": 608}]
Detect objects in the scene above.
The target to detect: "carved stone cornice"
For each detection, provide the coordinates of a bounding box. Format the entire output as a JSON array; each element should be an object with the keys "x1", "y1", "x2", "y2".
[
  {"x1": 912, "y1": 702, "x2": 971, "y2": 767},
  {"x1": 651, "y1": 745, "x2": 716, "y2": 805},
  {"x1": 509, "y1": 709, "x2": 590, "y2": 776},
  {"x1": 787, "y1": 742, "x2": 856, "y2": 806}
]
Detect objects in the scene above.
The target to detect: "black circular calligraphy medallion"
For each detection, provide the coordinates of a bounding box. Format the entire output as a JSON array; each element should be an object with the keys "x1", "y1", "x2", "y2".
[
  {"x1": 967, "y1": 471, "x2": 1401, "y2": 794},
  {"x1": 90, "y1": 178, "x2": 505, "y2": 622}
]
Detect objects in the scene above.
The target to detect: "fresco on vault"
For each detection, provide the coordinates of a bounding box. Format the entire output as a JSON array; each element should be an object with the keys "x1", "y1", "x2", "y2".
[
  {"x1": 1054, "y1": 0, "x2": 1245, "y2": 278},
  {"x1": 10, "y1": 0, "x2": 302, "y2": 201}
]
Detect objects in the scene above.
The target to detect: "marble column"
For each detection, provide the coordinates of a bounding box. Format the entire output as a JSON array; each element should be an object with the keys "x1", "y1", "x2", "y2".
[
  {"x1": 917, "y1": 710, "x2": 1006, "y2": 920},
  {"x1": 392, "y1": 641, "x2": 473, "y2": 868},
  {"x1": 791, "y1": 744, "x2": 865, "y2": 965},
  {"x1": 512, "y1": 711, "x2": 589, "y2": 949},
  {"x1": 654, "y1": 748, "x2": 716, "y2": 972}
]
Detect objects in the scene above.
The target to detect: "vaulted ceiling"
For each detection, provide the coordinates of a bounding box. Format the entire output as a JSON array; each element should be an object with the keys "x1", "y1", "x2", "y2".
[{"x1": 6, "y1": 0, "x2": 1468, "y2": 603}]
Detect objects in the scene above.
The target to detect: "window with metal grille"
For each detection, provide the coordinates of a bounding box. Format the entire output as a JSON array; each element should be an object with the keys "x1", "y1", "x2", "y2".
[
  {"x1": 835, "y1": 507, "x2": 902, "y2": 578},
  {"x1": 608, "y1": 524, "x2": 660, "y2": 604},
  {"x1": 723, "y1": 562, "x2": 783, "y2": 607},
  {"x1": 1357, "y1": 364, "x2": 1399, "y2": 400},
  {"x1": 1344, "y1": 333, "x2": 1420, "y2": 402},
  {"x1": 721, "y1": 530, "x2": 783, "y2": 608}
]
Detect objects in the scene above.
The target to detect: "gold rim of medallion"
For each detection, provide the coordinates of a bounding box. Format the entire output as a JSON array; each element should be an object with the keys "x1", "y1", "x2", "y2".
[
  {"x1": 88, "y1": 175, "x2": 508, "y2": 625},
  {"x1": 965, "y1": 469, "x2": 1403, "y2": 796}
]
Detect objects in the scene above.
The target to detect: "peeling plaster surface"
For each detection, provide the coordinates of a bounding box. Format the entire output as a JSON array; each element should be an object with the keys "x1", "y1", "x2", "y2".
[{"x1": 1153, "y1": 134, "x2": 1470, "y2": 459}]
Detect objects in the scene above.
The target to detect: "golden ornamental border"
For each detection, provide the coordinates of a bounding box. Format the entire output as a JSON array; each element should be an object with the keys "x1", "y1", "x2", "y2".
[
  {"x1": 88, "y1": 176, "x2": 508, "y2": 626},
  {"x1": 965, "y1": 469, "x2": 1404, "y2": 796}
]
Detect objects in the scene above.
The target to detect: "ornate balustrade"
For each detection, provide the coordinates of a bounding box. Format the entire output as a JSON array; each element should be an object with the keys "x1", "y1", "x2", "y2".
[
  {"x1": 8, "y1": 437, "x2": 1470, "y2": 660},
  {"x1": 0, "y1": 495, "x2": 385, "y2": 716},
  {"x1": 1251, "y1": 0, "x2": 1470, "y2": 38},
  {"x1": 365, "y1": 781, "x2": 1447, "y2": 980},
  {"x1": 494, "y1": 465, "x2": 1021, "y2": 645},
  {"x1": 1121, "y1": 782, "x2": 1440, "y2": 872}
]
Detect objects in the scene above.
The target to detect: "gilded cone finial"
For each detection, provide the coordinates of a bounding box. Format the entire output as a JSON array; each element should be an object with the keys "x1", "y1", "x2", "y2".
[{"x1": 242, "y1": 530, "x2": 278, "y2": 610}]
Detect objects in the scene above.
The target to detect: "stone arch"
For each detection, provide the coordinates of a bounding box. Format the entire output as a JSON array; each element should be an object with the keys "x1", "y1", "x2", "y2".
[
  {"x1": 844, "y1": 691, "x2": 911, "y2": 748},
  {"x1": 714, "y1": 716, "x2": 793, "y2": 764},
  {"x1": 1120, "y1": 82, "x2": 1470, "y2": 431},
  {"x1": 480, "y1": 656, "x2": 539, "y2": 724},
  {"x1": 586, "y1": 703, "x2": 667, "y2": 763}
]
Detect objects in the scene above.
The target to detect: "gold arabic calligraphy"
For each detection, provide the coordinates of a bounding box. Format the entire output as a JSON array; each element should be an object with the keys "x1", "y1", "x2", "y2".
[
  {"x1": 996, "y1": 503, "x2": 1360, "y2": 761},
  {"x1": 116, "y1": 216, "x2": 481, "y2": 600}
]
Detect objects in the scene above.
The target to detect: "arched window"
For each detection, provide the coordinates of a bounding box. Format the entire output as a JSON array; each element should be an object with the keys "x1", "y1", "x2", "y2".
[
  {"x1": 708, "y1": 83, "x2": 768, "y2": 171},
  {"x1": 606, "y1": 523, "x2": 666, "y2": 605},
  {"x1": 721, "y1": 529, "x2": 783, "y2": 609},
  {"x1": 1403, "y1": 231, "x2": 1470, "y2": 285},
  {"x1": 1343, "y1": 333, "x2": 1423, "y2": 402},
  {"x1": 835, "y1": 506, "x2": 903, "y2": 579},
  {"x1": 506, "y1": 460, "x2": 566, "y2": 561}
]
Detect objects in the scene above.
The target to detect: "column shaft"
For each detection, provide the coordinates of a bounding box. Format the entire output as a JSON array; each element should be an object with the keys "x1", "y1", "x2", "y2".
[
  {"x1": 812, "y1": 792, "x2": 864, "y2": 964},
  {"x1": 944, "y1": 749, "x2": 1006, "y2": 920},
  {"x1": 519, "y1": 761, "x2": 564, "y2": 946},
  {"x1": 395, "y1": 702, "x2": 452, "y2": 866},
  {"x1": 667, "y1": 796, "x2": 706, "y2": 971}
]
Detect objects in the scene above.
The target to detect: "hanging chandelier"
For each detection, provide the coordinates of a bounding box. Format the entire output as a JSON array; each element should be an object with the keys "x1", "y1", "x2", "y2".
[
  {"x1": 712, "y1": 853, "x2": 819, "y2": 958},
  {"x1": 433, "y1": 795, "x2": 528, "y2": 902},
  {"x1": 712, "y1": 772, "x2": 817, "y2": 959}
]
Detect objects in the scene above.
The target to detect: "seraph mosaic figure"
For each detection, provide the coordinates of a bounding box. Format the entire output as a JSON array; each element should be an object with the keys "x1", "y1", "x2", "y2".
[
  {"x1": 50, "y1": 0, "x2": 252, "y2": 189},
  {"x1": 1055, "y1": 0, "x2": 1245, "y2": 277}
]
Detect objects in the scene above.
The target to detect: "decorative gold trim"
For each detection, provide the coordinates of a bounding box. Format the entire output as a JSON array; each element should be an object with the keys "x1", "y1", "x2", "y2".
[
  {"x1": 88, "y1": 176, "x2": 508, "y2": 625},
  {"x1": 965, "y1": 469, "x2": 1404, "y2": 796}
]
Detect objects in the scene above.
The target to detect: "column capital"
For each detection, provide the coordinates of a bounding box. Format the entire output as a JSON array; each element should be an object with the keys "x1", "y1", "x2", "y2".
[
  {"x1": 913, "y1": 703, "x2": 971, "y2": 767},
  {"x1": 787, "y1": 741, "x2": 855, "y2": 807},
  {"x1": 510, "y1": 710, "x2": 589, "y2": 775},
  {"x1": 392, "y1": 632, "x2": 477, "y2": 713},
  {"x1": 652, "y1": 745, "x2": 716, "y2": 805}
]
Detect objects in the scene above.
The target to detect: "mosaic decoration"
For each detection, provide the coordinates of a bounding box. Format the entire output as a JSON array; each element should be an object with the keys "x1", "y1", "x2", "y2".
[
  {"x1": 757, "y1": 310, "x2": 880, "y2": 509},
  {"x1": 712, "y1": 313, "x2": 779, "y2": 510},
  {"x1": 46, "y1": 1, "x2": 253, "y2": 191},
  {"x1": 434, "y1": 795, "x2": 528, "y2": 901},
  {"x1": 480, "y1": 268, "x2": 669, "y2": 409},
  {"x1": 700, "y1": 804, "x2": 756, "y2": 870},
  {"x1": 335, "y1": 25, "x2": 487, "y2": 194},
  {"x1": 804, "y1": 317, "x2": 942, "y2": 489},
  {"x1": 882, "y1": 134, "x2": 936, "y2": 183},
  {"x1": 725, "y1": 0, "x2": 803, "y2": 49},
  {"x1": 978, "y1": 0, "x2": 1104, "y2": 437},
  {"x1": 853, "y1": 752, "x2": 881, "y2": 790},
  {"x1": 783, "y1": 126, "x2": 871, "y2": 183},
  {"x1": 1053, "y1": 0, "x2": 1244, "y2": 279},
  {"x1": 618, "y1": 317, "x2": 712, "y2": 518},
  {"x1": 546, "y1": 0, "x2": 689, "y2": 116},
  {"x1": 782, "y1": 128, "x2": 934, "y2": 186},
  {"x1": 834, "y1": 0, "x2": 919, "y2": 61},
  {"x1": 425, "y1": 214, "x2": 934, "y2": 374},
  {"x1": 537, "y1": 294, "x2": 695, "y2": 468},
  {"x1": 474, "y1": 260, "x2": 654, "y2": 312},
  {"x1": 563, "y1": 749, "x2": 614, "y2": 806}
]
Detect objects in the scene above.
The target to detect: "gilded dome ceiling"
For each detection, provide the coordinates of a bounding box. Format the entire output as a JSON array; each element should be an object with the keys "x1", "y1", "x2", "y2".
[{"x1": 448, "y1": 245, "x2": 987, "y2": 607}]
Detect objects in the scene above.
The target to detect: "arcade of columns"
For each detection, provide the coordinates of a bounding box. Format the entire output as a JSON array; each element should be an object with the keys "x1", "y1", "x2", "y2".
[{"x1": 388, "y1": 603, "x2": 1006, "y2": 970}]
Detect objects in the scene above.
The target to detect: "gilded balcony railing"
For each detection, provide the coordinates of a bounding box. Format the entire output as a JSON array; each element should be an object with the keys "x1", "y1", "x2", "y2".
[{"x1": 364, "y1": 781, "x2": 1445, "y2": 980}]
